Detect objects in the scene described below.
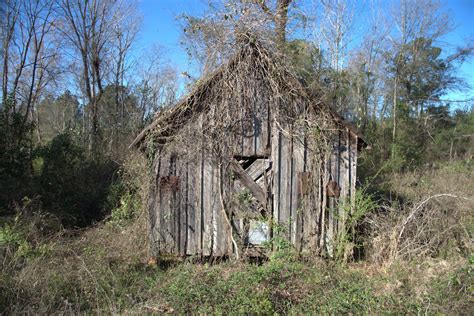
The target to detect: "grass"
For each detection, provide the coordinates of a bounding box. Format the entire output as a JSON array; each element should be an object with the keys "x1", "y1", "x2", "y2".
[
  {"x1": 1, "y1": 161, "x2": 473, "y2": 314},
  {"x1": 138, "y1": 256, "x2": 472, "y2": 314},
  {"x1": 2, "y1": 228, "x2": 472, "y2": 314}
]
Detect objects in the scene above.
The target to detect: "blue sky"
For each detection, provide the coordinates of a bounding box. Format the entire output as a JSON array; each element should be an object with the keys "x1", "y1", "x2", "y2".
[
  {"x1": 443, "y1": 0, "x2": 474, "y2": 101},
  {"x1": 136, "y1": 0, "x2": 474, "y2": 101},
  {"x1": 136, "y1": 0, "x2": 206, "y2": 72}
]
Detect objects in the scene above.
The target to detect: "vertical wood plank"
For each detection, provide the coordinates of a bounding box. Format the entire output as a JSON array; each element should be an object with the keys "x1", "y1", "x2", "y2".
[
  {"x1": 313, "y1": 157, "x2": 322, "y2": 252},
  {"x1": 186, "y1": 161, "x2": 196, "y2": 255},
  {"x1": 195, "y1": 115, "x2": 204, "y2": 256},
  {"x1": 279, "y1": 132, "x2": 290, "y2": 240},
  {"x1": 148, "y1": 150, "x2": 162, "y2": 257},
  {"x1": 301, "y1": 134, "x2": 312, "y2": 252},
  {"x1": 178, "y1": 160, "x2": 188, "y2": 255},
  {"x1": 271, "y1": 124, "x2": 281, "y2": 235},
  {"x1": 292, "y1": 136, "x2": 305, "y2": 251},
  {"x1": 326, "y1": 152, "x2": 334, "y2": 255},
  {"x1": 288, "y1": 135, "x2": 296, "y2": 245},
  {"x1": 159, "y1": 154, "x2": 173, "y2": 253},
  {"x1": 319, "y1": 154, "x2": 329, "y2": 252},
  {"x1": 263, "y1": 103, "x2": 271, "y2": 153},
  {"x1": 335, "y1": 131, "x2": 343, "y2": 238},
  {"x1": 221, "y1": 169, "x2": 232, "y2": 256},
  {"x1": 211, "y1": 165, "x2": 222, "y2": 256},
  {"x1": 308, "y1": 137, "x2": 321, "y2": 253},
  {"x1": 339, "y1": 129, "x2": 351, "y2": 241},
  {"x1": 170, "y1": 155, "x2": 178, "y2": 253},
  {"x1": 306, "y1": 144, "x2": 317, "y2": 253},
  {"x1": 202, "y1": 160, "x2": 212, "y2": 256},
  {"x1": 350, "y1": 133, "x2": 358, "y2": 215},
  {"x1": 253, "y1": 78, "x2": 262, "y2": 156},
  {"x1": 332, "y1": 135, "x2": 340, "y2": 253}
]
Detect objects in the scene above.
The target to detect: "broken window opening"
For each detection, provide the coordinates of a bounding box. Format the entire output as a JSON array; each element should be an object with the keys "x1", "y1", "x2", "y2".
[{"x1": 248, "y1": 220, "x2": 269, "y2": 245}]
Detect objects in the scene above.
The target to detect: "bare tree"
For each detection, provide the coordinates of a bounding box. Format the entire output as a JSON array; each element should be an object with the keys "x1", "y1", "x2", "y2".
[
  {"x1": 346, "y1": 0, "x2": 389, "y2": 132},
  {"x1": 252, "y1": 0, "x2": 293, "y2": 48},
  {"x1": 110, "y1": 0, "x2": 140, "y2": 115},
  {"x1": 1, "y1": 0, "x2": 59, "y2": 134},
  {"x1": 180, "y1": 0, "x2": 295, "y2": 74},
  {"x1": 1, "y1": 0, "x2": 20, "y2": 108},
  {"x1": 58, "y1": 0, "x2": 143, "y2": 155},
  {"x1": 59, "y1": 0, "x2": 113, "y2": 154},
  {"x1": 312, "y1": 0, "x2": 356, "y2": 71},
  {"x1": 134, "y1": 46, "x2": 179, "y2": 121},
  {"x1": 105, "y1": 0, "x2": 140, "y2": 156}
]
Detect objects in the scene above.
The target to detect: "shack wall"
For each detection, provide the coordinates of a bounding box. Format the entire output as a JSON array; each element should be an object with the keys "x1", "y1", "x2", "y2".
[
  {"x1": 270, "y1": 123, "x2": 358, "y2": 255},
  {"x1": 148, "y1": 118, "x2": 359, "y2": 257}
]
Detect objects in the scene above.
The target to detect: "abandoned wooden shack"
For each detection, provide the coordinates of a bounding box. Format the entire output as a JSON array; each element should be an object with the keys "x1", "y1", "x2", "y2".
[{"x1": 131, "y1": 39, "x2": 366, "y2": 258}]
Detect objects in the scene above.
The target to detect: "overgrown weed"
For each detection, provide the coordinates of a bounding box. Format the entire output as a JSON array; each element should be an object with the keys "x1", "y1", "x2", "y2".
[
  {"x1": 365, "y1": 161, "x2": 473, "y2": 264},
  {"x1": 1, "y1": 161, "x2": 473, "y2": 313}
]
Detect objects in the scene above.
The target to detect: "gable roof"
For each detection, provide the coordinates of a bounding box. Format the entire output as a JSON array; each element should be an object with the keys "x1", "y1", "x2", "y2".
[{"x1": 130, "y1": 40, "x2": 367, "y2": 149}]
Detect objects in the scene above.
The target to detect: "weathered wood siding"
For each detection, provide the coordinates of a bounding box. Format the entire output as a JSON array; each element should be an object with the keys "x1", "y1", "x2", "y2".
[
  {"x1": 228, "y1": 77, "x2": 271, "y2": 157},
  {"x1": 149, "y1": 119, "x2": 359, "y2": 257},
  {"x1": 269, "y1": 123, "x2": 358, "y2": 255},
  {"x1": 149, "y1": 154, "x2": 234, "y2": 257}
]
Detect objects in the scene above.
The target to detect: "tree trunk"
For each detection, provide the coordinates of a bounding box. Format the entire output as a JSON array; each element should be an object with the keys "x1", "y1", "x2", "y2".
[
  {"x1": 275, "y1": 0, "x2": 291, "y2": 50},
  {"x1": 391, "y1": 75, "x2": 398, "y2": 159},
  {"x1": 254, "y1": 0, "x2": 292, "y2": 51},
  {"x1": 89, "y1": 98, "x2": 99, "y2": 156}
]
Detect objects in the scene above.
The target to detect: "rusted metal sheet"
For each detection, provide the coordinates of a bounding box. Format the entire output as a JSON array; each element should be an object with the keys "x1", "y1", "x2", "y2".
[
  {"x1": 159, "y1": 175, "x2": 180, "y2": 193},
  {"x1": 327, "y1": 180, "x2": 341, "y2": 198},
  {"x1": 298, "y1": 172, "x2": 311, "y2": 196}
]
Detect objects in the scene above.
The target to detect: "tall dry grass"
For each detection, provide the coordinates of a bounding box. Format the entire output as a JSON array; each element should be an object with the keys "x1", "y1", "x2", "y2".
[
  {"x1": 0, "y1": 151, "x2": 153, "y2": 313},
  {"x1": 1, "y1": 159, "x2": 472, "y2": 313},
  {"x1": 365, "y1": 162, "x2": 473, "y2": 265}
]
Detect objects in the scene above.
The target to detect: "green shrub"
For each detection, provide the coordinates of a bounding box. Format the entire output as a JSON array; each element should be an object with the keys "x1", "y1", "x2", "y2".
[
  {"x1": 0, "y1": 208, "x2": 57, "y2": 261},
  {"x1": 109, "y1": 191, "x2": 141, "y2": 227},
  {"x1": 0, "y1": 97, "x2": 35, "y2": 209},
  {"x1": 0, "y1": 223, "x2": 23, "y2": 248},
  {"x1": 333, "y1": 186, "x2": 378, "y2": 262},
  {"x1": 428, "y1": 261, "x2": 474, "y2": 313},
  {"x1": 37, "y1": 133, "x2": 118, "y2": 227}
]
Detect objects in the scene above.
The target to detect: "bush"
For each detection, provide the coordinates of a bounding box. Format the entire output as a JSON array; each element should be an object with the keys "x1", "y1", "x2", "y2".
[
  {"x1": 108, "y1": 189, "x2": 141, "y2": 227},
  {"x1": 37, "y1": 133, "x2": 118, "y2": 227},
  {"x1": 105, "y1": 151, "x2": 148, "y2": 228},
  {"x1": 0, "y1": 98, "x2": 35, "y2": 210},
  {"x1": 333, "y1": 186, "x2": 378, "y2": 262},
  {"x1": 365, "y1": 163, "x2": 474, "y2": 264},
  {"x1": 0, "y1": 200, "x2": 60, "y2": 262}
]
